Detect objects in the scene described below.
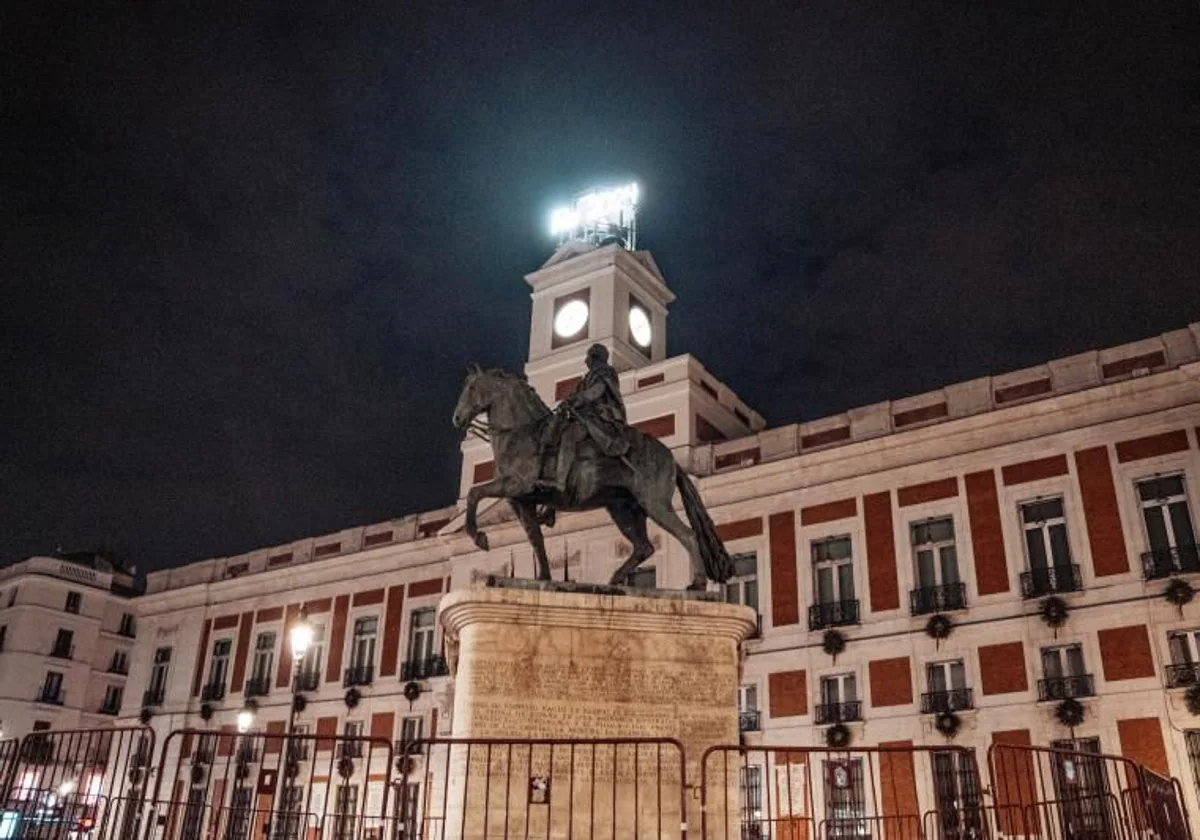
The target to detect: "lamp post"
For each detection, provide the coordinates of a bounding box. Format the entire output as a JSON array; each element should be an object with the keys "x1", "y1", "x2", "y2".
[
  {"x1": 286, "y1": 609, "x2": 314, "y2": 738},
  {"x1": 236, "y1": 707, "x2": 256, "y2": 735}
]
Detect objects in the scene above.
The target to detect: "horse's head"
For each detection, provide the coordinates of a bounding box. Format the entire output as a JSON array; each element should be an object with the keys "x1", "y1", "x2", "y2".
[{"x1": 452, "y1": 364, "x2": 489, "y2": 430}]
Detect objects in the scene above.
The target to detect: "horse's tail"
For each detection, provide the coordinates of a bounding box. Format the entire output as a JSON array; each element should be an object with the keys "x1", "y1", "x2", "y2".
[{"x1": 676, "y1": 469, "x2": 734, "y2": 583}]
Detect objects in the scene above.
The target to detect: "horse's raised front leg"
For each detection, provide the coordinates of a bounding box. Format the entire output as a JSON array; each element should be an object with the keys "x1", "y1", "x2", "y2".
[
  {"x1": 511, "y1": 499, "x2": 552, "y2": 581},
  {"x1": 465, "y1": 475, "x2": 532, "y2": 552}
]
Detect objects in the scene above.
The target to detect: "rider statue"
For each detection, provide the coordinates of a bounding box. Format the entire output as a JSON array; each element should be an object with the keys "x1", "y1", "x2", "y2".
[{"x1": 546, "y1": 343, "x2": 630, "y2": 499}]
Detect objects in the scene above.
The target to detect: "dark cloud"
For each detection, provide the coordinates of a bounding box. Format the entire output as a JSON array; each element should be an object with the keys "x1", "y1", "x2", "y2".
[{"x1": 2, "y1": 1, "x2": 1198, "y2": 569}]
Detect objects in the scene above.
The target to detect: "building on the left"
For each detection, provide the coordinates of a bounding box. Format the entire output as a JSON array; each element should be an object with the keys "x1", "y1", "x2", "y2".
[{"x1": 0, "y1": 552, "x2": 141, "y2": 740}]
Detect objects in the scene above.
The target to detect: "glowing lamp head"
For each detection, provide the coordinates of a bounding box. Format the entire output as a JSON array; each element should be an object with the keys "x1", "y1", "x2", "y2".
[
  {"x1": 57, "y1": 779, "x2": 77, "y2": 797},
  {"x1": 549, "y1": 207, "x2": 579, "y2": 235},
  {"x1": 236, "y1": 708, "x2": 255, "y2": 734},
  {"x1": 289, "y1": 614, "x2": 314, "y2": 661}
]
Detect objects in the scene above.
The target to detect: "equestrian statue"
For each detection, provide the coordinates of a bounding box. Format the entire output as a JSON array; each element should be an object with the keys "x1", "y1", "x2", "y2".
[{"x1": 452, "y1": 343, "x2": 734, "y2": 589}]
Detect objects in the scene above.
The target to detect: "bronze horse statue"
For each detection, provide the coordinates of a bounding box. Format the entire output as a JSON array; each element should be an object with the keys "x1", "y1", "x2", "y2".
[{"x1": 452, "y1": 366, "x2": 733, "y2": 589}]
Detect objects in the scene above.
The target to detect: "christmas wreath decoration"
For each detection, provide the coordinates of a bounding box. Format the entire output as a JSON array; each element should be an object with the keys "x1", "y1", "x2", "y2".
[
  {"x1": 1040, "y1": 596, "x2": 1070, "y2": 637},
  {"x1": 925, "y1": 614, "x2": 954, "y2": 648},
  {"x1": 1165, "y1": 578, "x2": 1195, "y2": 615},
  {"x1": 199, "y1": 703, "x2": 214, "y2": 721},
  {"x1": 403, "y1": 681, "x2": 422, "y2": 708},
  {"x1": 934, "y1": 710, "x2": 961, "y2": 739},
  {"x1": 822, "y1": 629, "x2": 847, "y2": 662},
  {"x1": 190, "y1": 764, "x2": 206, "y2": 785},
  {"x1": 139, "y1": 708, "x2": 153, "y2": 725},
  {"x1": 292, "y1": 694, "x2": 308, "y2": 714},
  {"x1": 344, "y1": 688, "x2": 361, "y2": 709},
  {"x1": 825, "y1": 723, "x2": 851, "y2": 749},
  {"x1": 1185, "y1": 685, "x2": 1200, "y2": 716},
  {"x1": 395, "y1": 755, "x2": 415, "y2": 776},
  {"x1": 285, "y1": 760, "x2": 300, "y2": 778},
  {"x1": 235, "y1": 761, "x2": 251, "y2": 781},
  {"x1": 338, "y1": 757, "x2": 355, "y2": 779},
  {"x1": 1055, "y1": 698, "x2": 1086, "y2": 729}
]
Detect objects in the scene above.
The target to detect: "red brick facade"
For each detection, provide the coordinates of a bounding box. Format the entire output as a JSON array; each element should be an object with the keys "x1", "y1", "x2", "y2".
[
  {"x1": 1117, "y1": 717, "x2": 1169, "y2": 775},
  {"x1": 1098, "y1": 625, "x2": 1155, "y2": 681},
  {"x1": 769, "y1": 512, "x2": 799, "y2": 626},
  {"x1": 979, "y1": 642, "x2": 1028, "y2": 695},
  {"x1": 799, "y1": 497, "x2": 857, "y2": 526},
  {"x1": 869, "y1": 657, "x2": 913, "y2": 707},
  {"x1": 864, "y1": 491, "x2": 899, "y2": 612},
  {"x1": 897, "y1": 477, "x2": 958, "y2": 507},
  {"x1": 1075, "y1": 446, "x2": 1129, "y2": 576},
  {"x1": 965, "y1": 470, "x2": 1010, "y2": 595},
  {"x1": 768, "y1": 670, "x2": 807, "y2": 717}
]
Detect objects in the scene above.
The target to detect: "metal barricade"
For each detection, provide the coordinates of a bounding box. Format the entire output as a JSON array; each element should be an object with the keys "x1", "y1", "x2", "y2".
[
  {"x1": 141, "y1": 728, "x2": 396, "y2": 840},
  {"x1": 987, "y1": 741, "x2": 1194, "y2": 840},
  {"x1": 0, "y1": 725, "x2": 154, "y2": 840},
  {"x1": 397, "y1": 737, "x2": 688, "y2": 840},
  {"x1": 701, "y1": 744, "x2": 987, "y2": 840}
]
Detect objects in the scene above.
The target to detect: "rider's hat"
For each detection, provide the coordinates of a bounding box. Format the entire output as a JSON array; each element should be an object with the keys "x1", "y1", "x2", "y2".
[{"x1": 586, "y1": 343, "x2": 609, "y2": 363}]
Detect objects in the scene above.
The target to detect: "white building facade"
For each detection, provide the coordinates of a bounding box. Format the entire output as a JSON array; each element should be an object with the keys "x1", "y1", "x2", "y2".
[
  {"x1": 0, "y1": 553, "x2": 139, "y2": 739},
  {"x1": 81, "y1": 240, "x2": 1200, "y2": 820}
]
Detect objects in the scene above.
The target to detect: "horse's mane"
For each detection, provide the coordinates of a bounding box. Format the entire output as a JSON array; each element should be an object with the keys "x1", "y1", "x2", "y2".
[{"x1": 486, "y1": 368, "x2": 551, "y2": 419}]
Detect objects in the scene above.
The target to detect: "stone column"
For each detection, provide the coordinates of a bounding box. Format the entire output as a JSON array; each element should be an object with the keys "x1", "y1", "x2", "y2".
[{"x1": 434, "y1": 579, "x2": 756, "y2": 840}]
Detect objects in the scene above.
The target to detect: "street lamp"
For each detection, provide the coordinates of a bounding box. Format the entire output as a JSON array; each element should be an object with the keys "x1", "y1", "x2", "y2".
[
  {"x1": 289, "y1": 610, "x2": 313, "y2": 663},
  {"x1": 236, "y1": 707, "x2": 256, "y2": 734}
]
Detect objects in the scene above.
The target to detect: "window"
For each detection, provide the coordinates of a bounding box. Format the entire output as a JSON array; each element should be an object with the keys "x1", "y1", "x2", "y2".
[
  {"x1": 227, "y1": 786, "x2": 254, "y2": 840},
  {"x1": 41, "y1": 671, "x2": 64, "y2": 703},
  {"x1": 723, "y1": 553, "x2": 759, "y2": 612},
  {"x1": 813, "y1": 537, "x2": 855, "y2": 603},
  {"x1": 299, "y1": 623, "x2": 326, "y2": 679},
  {"x1": 932, "y1": 750, "x2": 984, "y2": 839},
  {"x1": 208, "y1": 638, "x2": 232, "y2": 693},
  {"x1": 924, "y1": 660, "x2": 971, "y2": 712},
  {"x1": 249, "y1": 632, "x2": 276, "y2": 693},
  {"x1": 276, "y1": 784, "x2": 305, "y2": 840},
  {"x1": 351, "y1": 618, "x2": 377, "y2": 670},
  {"x1": 110, "y1": 650, "x2": 129, "y2": 674},
  {"x1": 101, "y1": 685, "x2": 123, "y2": 713},
  {"x1": 400, "y1": 716, "x2": 423, "y2": 748},
  {"x1": 334, "y1": 784, "x2": 359, "y2": 840},
  {"x1": 817, "y1": 673, "x2": 860, "y2": 723},
  {"x1": 810, "y1": 537, "x2": 857, "y2": 629},
  {"x1": 740, "y1": 764, "x2": 764, "y2": 830},
  {"x1": 65, "y1": 591, "x2": 81, "y2": 614},
  {"x1": 1039, "y1": 645, "x2": 1093, "y2": 700},
  {"x1": 147, "y1": 647, "x2": 172, "y2": 702},
  {"x1": 400, "y1": 781, "x2": 421, "y2": 840},
  {"x1": 408, "y1": 610, "x2": 436, "y2": 666},
  {"x1": 0, "y1": 625, "x2": 6, "y2": 651},
  {"x1": 629, "y1": 566, "x2": 657, "y2": 589},
  {"x1": 342, "y1": 721, "x2": 364, "y2": 758},
  {"x1": 118, "y1": 613, "x2": 136, "y2": 637},
  {"x1": 738, "y1": 684, "x2": 760, "y2": 732},
  {"x1": 822, "y1": 759, "x2": 866, "y2": 834},
  {"x1": 1168, "y1": 631, "x2": 1200, "y2": 687},
  {"x1": 1138, "y1": 475, "x2": 1198, "y2": 577},
  {"x1": 1048, "y1": 738, "x2": 1111, "y2": 838},
  {"x1": 1020, "y1": 499, "x2": 1080, "y2": 596},
  {"x1": 912, "y1": 518, "x2": 960, "y2": 588},
  {"x1": 52, "y1": 628, "x2": 73, "y2": 658}
]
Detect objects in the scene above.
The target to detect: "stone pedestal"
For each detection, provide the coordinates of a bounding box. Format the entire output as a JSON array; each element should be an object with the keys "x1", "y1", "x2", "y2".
[{"x1": 435, "y1": 580, "x2": 756, "y2": 840}]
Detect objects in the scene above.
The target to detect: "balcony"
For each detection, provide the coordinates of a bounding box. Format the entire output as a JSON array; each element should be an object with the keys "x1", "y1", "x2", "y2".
[
  {"x1": 920, "y1": 688, "x2": 974, "y2": 714},
  {"x1": 244, "y1": 676, "x2": 272, "y2": 699},
  {"x1": 1020, "y1": 564, "x2": 1083, "y2": 599},
  {"x1": 738, "y1": 710, "x2": 761, "y2": 732},
  {"x1": 108, "y1": 660, "x2": 129, "y2": 676},
  {"x1": 343, "y1": 663, "x2": 374, "y2": 688},
  {"x1": 814, "y1": 701, "x2": 862, "y2": 725},
  {"x1": 401, "y1": 655, "x2": 448, "y2": 681},
  {"x1": 294, "y1": 668, "x2": 321, "y2": 693},
  {"x1": 1166, "y1": 662, "x2": 1200, "y2": 688},
  {"x1": 37, "y1": 687, "x2": 65, "y2": 706},
  {"x1": 1142, "y1": 545, "x2": 1200, "y2": 580},
  {"x1": 910, "y1": 582, "x2": 967, "y2": 615},
  {"x1": 99, "y1": 700, "x2": 121, "y2": 716},
  {"x1": 201, "y1": 681, "x2": 226, "y2": 702},
  {"x1": 808, "y1": 600, "x2": 859, "y2": 631},
  {"x1": 236, "y1": 742, "x2": 260, "y2": 764},
  {"x1": 287, "y1": 741, "x2": 310, "y2": 761},
  {"x1": 49, "y1": 643, "x2": 74, "y2": 660},
  {"x1": 1037, "y1": 674, "x2": 1095, "y2": 701},
  {"x1": 143, "y1": 688, "x2": 165, "y2": 707}
]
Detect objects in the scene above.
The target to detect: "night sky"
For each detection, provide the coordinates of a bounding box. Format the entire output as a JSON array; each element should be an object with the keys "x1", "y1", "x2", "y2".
[{"x1": 3, "y1": 3, "x2": 1199, "y2": 571}]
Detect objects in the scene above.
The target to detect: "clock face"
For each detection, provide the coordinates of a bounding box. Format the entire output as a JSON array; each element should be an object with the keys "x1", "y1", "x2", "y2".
[
  {"x1": 628, "y1": 304, "x2": 652, "y2": 348},
  {"x1": 553, "y1": 299, "x2": 589, "y2": 339}
]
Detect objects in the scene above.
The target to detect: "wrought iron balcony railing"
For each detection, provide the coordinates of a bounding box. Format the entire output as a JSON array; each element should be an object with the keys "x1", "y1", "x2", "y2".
[
  {"x1": 1166, "y1": 662, "x2": 1200, "y2": 689},
  {"x1": 920, "y1": 688, "x2": 974, "y2": 714},
  {"x1": 401, "y1": 655, "x2": 448, "y2": 681},
  {"x1": 738, "y1": 710, "x2": 762, "y2": 732},
  {"x1": 337, "y1": 741, "x2": 364, "y2": 759},
  {"x1": 99, "y1": 700, "x2": 121, "y2": 716},
  {"x1": 808, "y1": 600, "x2": 859, "y2": 631},
  {"x1": 1037, "y1": 674, "x2": 1095, "y2": 701},
  {"x1": 1142, "y1": 545, "x2": 1200, "y2": 580},
  {"x1": 244, "y1": 676, "x2": 272, "y2": 698},
  {"x1": 143, "y1": 688, "x2": 165, "y2": 707},
  {"x1": 236, "y1": 743, "x2": 260, "y2": 764},
  {"x1": 294, "y1": 668, "x2": 321, "y2": 692},
  {"x1": 814, "y1": 701, "x2": 862, "y2": 725},
  {"x1": 343, "y1": 663, "x2": 374, "y2": 687},
  {"x1": 1020, "y1": 564, "x2": 1083, "y2": 599},
  {"x1": 287, "y1": 741, "x2": 310, "y2": 761},
  {"x1": 201, "y1": 681, "x2": 226, "y2": 702},
  {"x1": 910, "y1": 582, "x2": 967, "y2": 615}
]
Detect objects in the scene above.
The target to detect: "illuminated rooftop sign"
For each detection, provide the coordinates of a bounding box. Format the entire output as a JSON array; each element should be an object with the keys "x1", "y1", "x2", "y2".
[{"x1": 549, "y1": 183, "x2": 639, "y2": 249}]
